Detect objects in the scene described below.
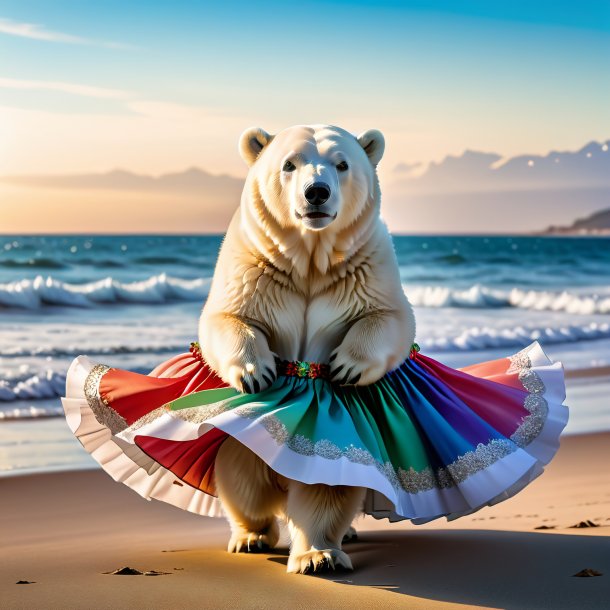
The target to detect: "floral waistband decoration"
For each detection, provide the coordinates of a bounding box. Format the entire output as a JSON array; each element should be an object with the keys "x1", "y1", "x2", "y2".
[
  {"x1": 277, "y1": 360, "x2": 331, "y2": 380},
  {"x1": 190, "y1": 341, "x2": 421, "y2": 379}
]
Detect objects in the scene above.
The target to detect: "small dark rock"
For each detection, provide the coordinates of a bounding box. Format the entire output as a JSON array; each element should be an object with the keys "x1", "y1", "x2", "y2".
[
  {"x1": 573, "y1": 568, "x2": 603, "y2": 577},
  {"x1": 105, "y1": 567, "x2": 143, "y2": 575},
  {"x1": 569, "y1": 520, "x2": 599, "y2": 528},
  {"x1": 144, "y1": 570, "x2": 171, "y2": 576},
  {"x1": 534, "y1": 525, "x2": 556, "y2": 530},
  {"x1": 16, "y1": 580, "x2": 35, "y2": 584}
]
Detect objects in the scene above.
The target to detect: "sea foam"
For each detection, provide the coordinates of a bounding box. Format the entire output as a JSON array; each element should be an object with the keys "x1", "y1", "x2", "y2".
[
  {"x1": 406, "y1": 284, "x2": 610, "y2": 315},
  {"x1": 2, "y1": 275, "x2": 610, "y2": 315},
  {"x1": 0, "y1": 274, "x2": 211, "y2": 309}
]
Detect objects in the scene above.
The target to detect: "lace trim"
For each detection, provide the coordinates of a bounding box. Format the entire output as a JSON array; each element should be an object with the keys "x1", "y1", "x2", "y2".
[
  {"x1": 506, "y1": 347, "x2": 549, "y2": 448},
  {"x1": 397, "y1": 439, "x2": 516, "y2": 493},
  {"x1": 233, "y1": 406, "x2": 517, "y2": 494},
  {"x1": 172, "y1": 400, "x2": 237, "y2": 424},
  {"x1": 507, "y1": 347, "x2": 532, "y2": 375},
  {"x1": 129, "y1": 406, "x2": 169, "y2": 432},
  {"x1": 84, "y1": 364, "x2": 127, "y2": 435}
]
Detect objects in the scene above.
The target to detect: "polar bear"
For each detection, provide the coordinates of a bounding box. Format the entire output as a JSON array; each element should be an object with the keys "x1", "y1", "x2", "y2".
[{"x1": 199, "y1": 124, "x2": 415, "y2": 573}]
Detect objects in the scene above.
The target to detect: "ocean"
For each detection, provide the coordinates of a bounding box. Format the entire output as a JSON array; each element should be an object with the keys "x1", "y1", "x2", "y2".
[{"x1": 1, "y1": 234, "x2": 609, "y2": 475}]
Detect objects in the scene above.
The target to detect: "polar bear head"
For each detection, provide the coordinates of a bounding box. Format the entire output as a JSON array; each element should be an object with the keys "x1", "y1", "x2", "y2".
[{"x1": 238, "y1": 124, "x2": 384, "y2": 233}]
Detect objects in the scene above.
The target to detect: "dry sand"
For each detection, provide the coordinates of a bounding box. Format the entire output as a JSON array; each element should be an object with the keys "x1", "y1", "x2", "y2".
[{"x1": 1, "y1": 433, "x2": 609, "y2": 610}]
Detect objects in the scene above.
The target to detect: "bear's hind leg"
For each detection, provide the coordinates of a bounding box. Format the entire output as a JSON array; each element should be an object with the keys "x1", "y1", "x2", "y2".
[
  {"x1": 285, "y1": 482, "x2": 365, "y2": 574},
  {"x1": 214, "y1": 437, "x2": 286, "y2": 553}
]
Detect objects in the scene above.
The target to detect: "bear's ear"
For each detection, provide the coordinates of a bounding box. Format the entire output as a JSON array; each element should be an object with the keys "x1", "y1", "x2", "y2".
[
  {"x1": 357, "y1": 129, "x2": 385, "y2": 166},
  {"x1": 239, "y1": 127, "x2": 273, "y2": 166}
]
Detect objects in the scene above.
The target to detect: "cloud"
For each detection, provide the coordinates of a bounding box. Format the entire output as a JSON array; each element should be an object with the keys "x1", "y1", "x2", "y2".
[
  {"x1": 392, "y1": 161, "x2": 422, "y2": 175},
  {"x1": 0, "y1": 17, "x2": 135, "y2": 49},
  {"x1": 0, "y1": 77, "x2": 132, "y2": 99},
  {"x1": 126, "y1": 100, "x2": 239, "y2": 122},
  {"x1": 0, "y1": 104, "x2": 251, "y2": 177}
]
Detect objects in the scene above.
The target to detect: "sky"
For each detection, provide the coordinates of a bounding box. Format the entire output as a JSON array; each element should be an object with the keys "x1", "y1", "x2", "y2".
[{"x1": 0, "y1": 0, "x2": 609, "y2": 232}]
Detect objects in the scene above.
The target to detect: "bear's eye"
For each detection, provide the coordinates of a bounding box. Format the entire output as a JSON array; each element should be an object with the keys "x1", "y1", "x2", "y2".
[
  {"x1": 283, "y1": 160, "x2": 296, "y2": 172},
  {"x1": 336, "y1": 161, "x2": 349, "y2": 172}
]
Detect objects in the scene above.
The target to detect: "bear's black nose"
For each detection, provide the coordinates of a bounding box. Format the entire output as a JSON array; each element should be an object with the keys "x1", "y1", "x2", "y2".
[{"x1": 304, "y1": 182, "x2": 331, "y2": 206}]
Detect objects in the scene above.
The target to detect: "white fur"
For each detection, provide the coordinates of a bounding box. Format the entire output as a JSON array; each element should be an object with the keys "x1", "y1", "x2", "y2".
[{"x1": 201, "y1": 124, "x2": 415, "y2": 573}]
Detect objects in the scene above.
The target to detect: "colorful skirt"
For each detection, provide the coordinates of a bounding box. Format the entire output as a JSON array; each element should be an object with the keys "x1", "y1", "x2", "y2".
[{"x1": 62, "y1": 342, "x2": 568, "y2": 524}]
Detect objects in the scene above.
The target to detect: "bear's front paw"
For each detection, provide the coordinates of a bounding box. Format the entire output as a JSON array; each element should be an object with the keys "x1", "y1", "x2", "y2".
[
  {"x1": 223, "y1": 346, "x2": 277, "y2": 394},
  {"x1": 226, "y1": 361, "x2": 277, "y2": 394},
  {"x1": 328, "y1": 346, "x2": 386, "y2": 386}
]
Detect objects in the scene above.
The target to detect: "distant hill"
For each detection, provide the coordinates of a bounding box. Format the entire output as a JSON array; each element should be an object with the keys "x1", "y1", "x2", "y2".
[
  {"x1": 391, "y1": 140, "x2": 610, "y2": 193},
  {"x1": 543, "y1": 208, "x2": 610, "y2": 235},
  {"x1": 0, "y1": 168, "x2": 245, "y2": 233},
  {"x1": 1, "y1": 167, "x2": 244, "y2": 197},
  {"x1": 2, "y1": 139, "x2": 610, "y2": 234},
  {"x1": 384, "y1": 139, "x2": 610, "y2": 233}
]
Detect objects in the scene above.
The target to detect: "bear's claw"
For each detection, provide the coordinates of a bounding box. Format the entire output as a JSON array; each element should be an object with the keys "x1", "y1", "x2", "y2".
[
  {"x1": 342, "y1": 526, "x2": 358, "y2": 543},
  {"x1": 287, "y1": 549, "x2": 353, "y2": 574},
  {"x1": 329, "y1": 345, "x2": 386, "y2": 387},
  {"x1": 228, "y1": 531, "x2": 277, "y2": 554}
]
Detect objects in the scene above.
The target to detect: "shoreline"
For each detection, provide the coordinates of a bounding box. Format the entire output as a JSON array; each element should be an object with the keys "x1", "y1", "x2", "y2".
[
  {"x1": 565, "y1": 365, "x2": 610, "y2": 379},
  {"x1": 2, "y1": 432, "x2": 609, "y2": 609}
]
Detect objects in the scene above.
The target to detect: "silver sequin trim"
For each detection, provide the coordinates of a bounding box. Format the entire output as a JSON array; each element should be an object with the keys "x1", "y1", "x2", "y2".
[
  {"x1": 84, "y1": 364, "x2": 127, "y2": 435},
  {"x1": 286, "y1": 434, "x2": 315, "y2": 455},
  {"x1": 397, "y1": 439, "x2": 516, "y2": 493},
  {"x1": 173, "y1": 400, "x2": 235, "y2": 424},
  {"x1": 518, "y1": 368, "x2": 546, "y2": 394},
  {"x1": 507, "y1": 346, "x2": 532, "y2": 374},
  {"x1": 314, "y1": 439, "x2": 343, "y2": 460},
  {"x1": 507, "y1": 348, "x2": 549, "y2": 448},
  {"x1": 511, "y1": 394, "x2": 548, "y2": 447},
  {"x1": 129, "y1": 406, "x2": 168, "y2": 431},
  {"x1": 233, "y1": 405, "x2": 519, "y2": 494},
  {"x1": 397, "y1": 465, "x2": 436, "y2": 494},
  {"x1": 345, "y1": 445, "x2": 376, "y2": 466},
  {"x1": 446, "y1": 438, "x2": 515, "y2": 483}
]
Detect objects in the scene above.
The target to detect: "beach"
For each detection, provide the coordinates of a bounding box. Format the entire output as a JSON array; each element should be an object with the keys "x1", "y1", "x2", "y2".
[
  {"x1": 1, "y1": 234, "x2": 609, "y2": 608},
  {"x1": 2, "y1": 432, "x2": 608, "y2": 610}
]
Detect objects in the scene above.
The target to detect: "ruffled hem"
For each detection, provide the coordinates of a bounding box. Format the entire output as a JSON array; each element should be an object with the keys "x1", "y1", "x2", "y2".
[
  {"x1": 62, "y1": 342, "x2": 568, "y2": 524},
  {"x1": 364, "y1": 342, "x2": 568, "y2": 522},
  {"x1": 62, "y1": 356, "x2": 224, "y2": 518}
]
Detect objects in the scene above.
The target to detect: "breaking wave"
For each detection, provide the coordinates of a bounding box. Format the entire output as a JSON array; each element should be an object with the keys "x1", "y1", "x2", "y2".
[
  {"x1": 0, "y1": 370, "x2": 66, "y2": 402},
  {"x1": 0, "y1": 274, "x2": 211, "y2": 309},
  {"x1": 425, "y1": 321, "x2": 610, "y2": 351},
  {"x1": 2, "y1": 275, "x2": 610, "y2": 315},
  {"x1": 2, "y1": 320, "x2": 609, "y2": 409},
  {"x1": 406, "y1": 284, "x2": 610, "y2": 315}
]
